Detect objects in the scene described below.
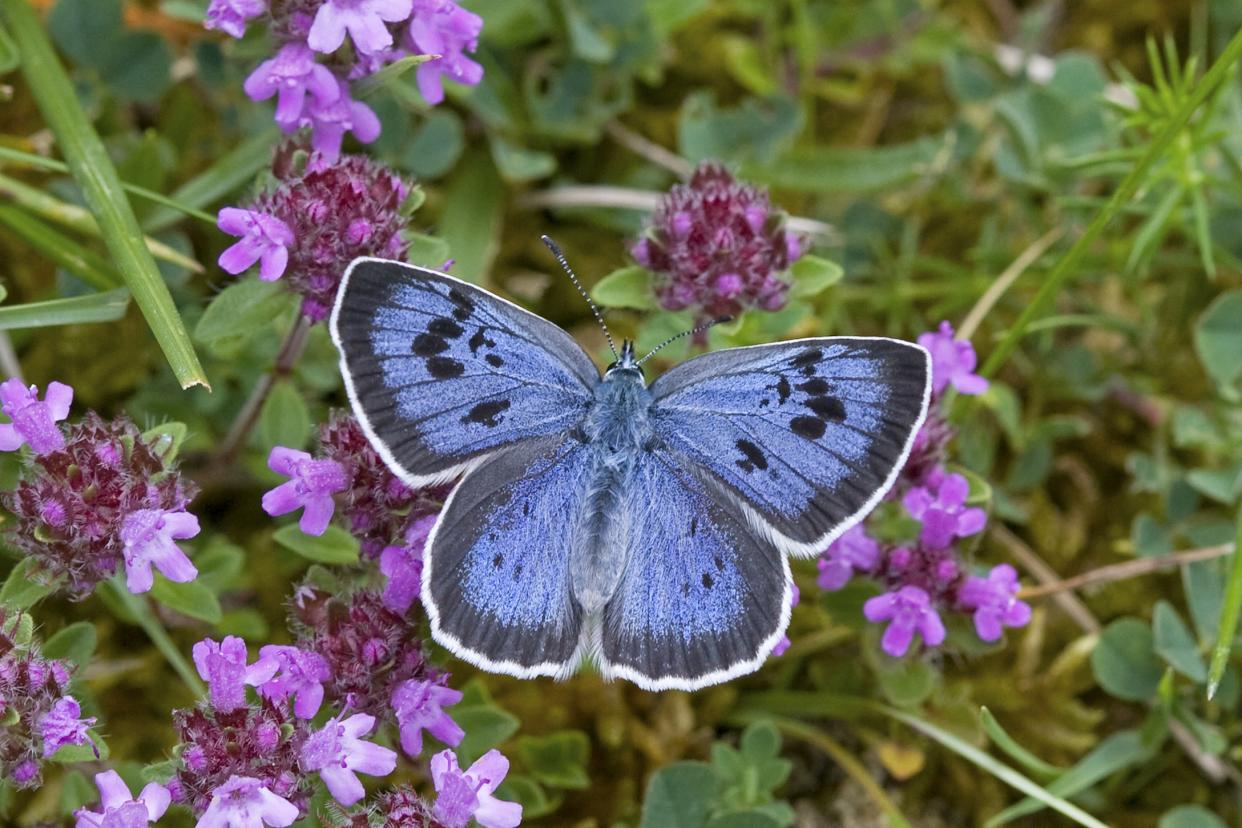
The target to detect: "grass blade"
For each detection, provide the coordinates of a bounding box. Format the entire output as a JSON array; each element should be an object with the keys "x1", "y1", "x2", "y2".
[
  {"x1": 0, "y1": 203, "x2": 120, "y2": 289},
  {"x1": 979, "y1": 707, "x2": 1066, "y2": 780},
  {"x1": 0, "y1": 288, "x2": 129, "y2": 330},
  {"x1": 0, "y1": 144, "x2": 215, "y2": 225},
  {"x1": 141, "y1": 126, "x2": 280, "y2": 233},
  {"x1": 1206, "y1": 509, "x2": 1242, "y2": 699},
  {"x1": 979, "y1": 26, "x2": 1242, "y2": 380},
  {"x1": 0, "y1": 172, "x2": 203, "y2": 273},
  {"x1": 0, "y1": 0, "x2": 208, "y2": 389}
]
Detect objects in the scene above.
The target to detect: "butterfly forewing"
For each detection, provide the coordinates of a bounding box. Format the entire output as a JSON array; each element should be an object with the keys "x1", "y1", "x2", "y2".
[
  {"x1": 330, "y1": 259, "x2": 600, "y2": 487},
  {"x1": 650, "y1": 338, "x2": 931, "y2": 557}
]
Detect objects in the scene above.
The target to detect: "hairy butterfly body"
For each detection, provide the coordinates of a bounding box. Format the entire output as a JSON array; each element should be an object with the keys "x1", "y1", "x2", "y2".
[{"x1": 331, "y1": 256, "x2": 931, "y2": 691}]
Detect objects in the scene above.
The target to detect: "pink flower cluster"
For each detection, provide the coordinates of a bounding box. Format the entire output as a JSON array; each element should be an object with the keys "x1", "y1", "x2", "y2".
[
  {"x1": 206, "y1": 0, "x2": 483, "y2": 159},
  {"x1": 0, "y1": 381, "x2": 202, "y2": 598},
  {"x1": 815, "y1": 323, "x2": 1030, "y2": 657},
  {"x1": 216, "y1": 147, "x2": 412, "y2": 320}
]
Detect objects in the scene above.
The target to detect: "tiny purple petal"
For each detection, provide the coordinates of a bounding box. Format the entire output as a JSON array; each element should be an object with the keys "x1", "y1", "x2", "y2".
[
  {"x1": 199, "y1": 776, "x2": 298, "y2": 828},
  {"x1": 917, "y1": 321, "x2": 989, "y2": 398},
  {"x1": 958, "y1": 564, "x2": 1031, "y2": 642},
  {"x1": 262, "y1": 447, "x2": 349, "y2": 536},
  {"x1": 204, "y1": 0, "x2": 266, "y2": 38},
  {"x1": 120, "y1": 508, "x2": 200, "y2": 594},
  {"x1": 864, "y1": 586, "x2": 943, "y2": 657},
  {"x1": 216, "y1": 208, "x2": 294, "y2": 281},
  {"x1": 0, "y1": 378, "x2": 72, "y2": 454},
  {"x1": 393, "y1": 679, "x2": 463, "y2": 758},
  {"x1": 40, "y1": 696, "x2": 96, "y2": 758},
  {"x1": 300, "y1": 713, "x2": 397, "y2": 806}
]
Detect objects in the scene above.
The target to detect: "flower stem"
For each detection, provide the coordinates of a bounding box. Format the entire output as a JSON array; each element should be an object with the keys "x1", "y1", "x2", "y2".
[
  {"x1": 217, "y1": 314, "x2": 313, "y2": 462},
  {"x1": 106, "y1": 578, "x2": 205, "y2": 697}
]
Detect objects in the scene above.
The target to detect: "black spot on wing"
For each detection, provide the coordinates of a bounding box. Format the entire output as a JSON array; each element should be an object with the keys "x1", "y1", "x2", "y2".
[
  {"x1": 463, "y1": 399, "x2": 511, "y2": 427},
  {"x1": 735, "y1": 439, "x2": 769, "y2": 473},
  {"x1": 428, "y1": 317, "x2": 464, "y2": 339},
  {"x1": 427, "y1": 356, "x2": 465, "y2": 379},
  {"x1": 797, "y1": 378, "x2": 830, "y2": 395},
  {"x1": 448, "y1": 288, "x2": 474, "y2": 321},
  {"x1": 485, "y1": 354, "x2": 505, "y2": 368},
  {"x1": 806, "y1": 396, "x2": 846, "y2": 422},
  {"x1": 791, "y1": 415, "x2": 826, "y2": 440},
  {"x1": 412, "y1": 333, "x2": 449, "y2": 356},
  {"x1": 469, "y1": 327, "x2": 496, "y2": 355},
  {"x1": 791, "y1": 348, "x2": 822, "y2": 376},
  {"x1": 492, "y1": 553, "x2": 503, "y2": 568},
  {"x1": 701, "y1": 572, "x2": 714, "y2": 589},
  {"x1": 689, "y1": 517, "x2": 697, "y2": 537}
]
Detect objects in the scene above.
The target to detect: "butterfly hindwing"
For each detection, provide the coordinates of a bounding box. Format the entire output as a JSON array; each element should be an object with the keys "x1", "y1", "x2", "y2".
[
  {"x1": 330, "y1": 258, "x2": 599, "y2": 486},
  {"x1": 423, "y1": 435, "x2": 593, "y2": 678},
  {"x1": 598, "y1": 450, "x2": 791, "y2": 691},
  {"x1": 650, "y1": 337, "x2": 930, "y2": 557}
]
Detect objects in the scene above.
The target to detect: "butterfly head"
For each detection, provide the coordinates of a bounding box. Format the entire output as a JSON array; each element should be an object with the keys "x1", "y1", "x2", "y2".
[{"x1": 605, "y1": 340, "x2": 644, "y2": 383}]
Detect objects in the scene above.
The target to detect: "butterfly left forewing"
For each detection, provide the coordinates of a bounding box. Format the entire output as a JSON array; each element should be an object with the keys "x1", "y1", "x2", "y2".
[
  {"x1": 649, "y1": 337, "x2": 931, "y2": 558},
  {"x1": 597, "y1": 449, "x2": 791, "y2": 691},
  {"x1": 423, "y1": 434, "x2": 594, "y2": 679},
  {"x1": 331, "y1": 258, "x2": 600, "y2": 487}
]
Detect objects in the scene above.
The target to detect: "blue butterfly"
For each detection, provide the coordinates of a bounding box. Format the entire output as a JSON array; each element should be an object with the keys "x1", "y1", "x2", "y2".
[{"x1": 329, "y1": 245, "x2": 931, "y2": 691}]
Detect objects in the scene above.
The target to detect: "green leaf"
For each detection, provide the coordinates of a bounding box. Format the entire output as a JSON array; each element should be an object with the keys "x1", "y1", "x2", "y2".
[
  {"x1": 396, "y1": 110, "x2": 465, "y2": 179},
  {"x1": 0, "y1": 558, "x2": 57, "y2": 610},
  {"x1": 259, "y1": 381, "x2": 311, "y2": 452},
  {"x1": 1159, "y1": 804, "x2": 1228, "y2": 828},
  {"x1": 0, "y1": 288, "x2": 130, "y2": 331},
  {"x1": 273, "y1": 525, "x2": 360, "y2": 565},
  {"x1": 1153, "y1": 601, "x2": 1207, "y2": 682},
  {"x1": 0, "y1": 0, "x2": 208, "y2": 388},
  {"x1": 0, "y1": 17, "x2": 17, "y2": 74},
  {"x1": 47, "y1": 0, "x2": 120, "y2": 67},
  {"x1": 489, "y1": 135, "x2": 557, "y2": 183},
  {"x1": 987, "y1": 731, "x2": 1149, "y2": 825},
  {"x1": 592, "y1": 266, "x2": 657, "y2": 310},
  {"x1": 1091, "y1": 617, "x2": 1163, "y2": 701},
  {"x1": 438, "y1": 150, "x2": 504, "y2": 283},
  {"x1": 150, "y1": 576, "x2": 222, "y2": 624},
  {"x1": 453, "y1": 680, "x2": 520, "y2": 766},
  {"x1": 140, "y1": 422, "x2": 189, "y2": 464},
  {"x1": 0, "y1": 204, "x2": 121, "y2": 290},
  {"x1": 194, "y1": 280, "x2": 295, "y2": 345},
  {"x1": 1186, "y1": 465, "x2": 1242, "y2": 504},
  {"x1": 495, "y1": 774, "x2": 562, "y2": 820},
  {"x1": 1206, "y1": 514, "x2": 1242, "y2": 699},
  {"x1": 979, "y1": 707, "x2": 1065, "y2": 779},
  {"x1": 1194, "y1": 290, "x2": 1242, "y2": 391},
  {"x1": 874, "y1": 656, "x2": 937, "y2": 707},
  {"x1": 43, "y1": 622, "x2": 97, "y2": 668},
  {"x1": 640, "y1": 761, "x2": 718, "y2": 828},
  {"x1": 406, "y1": 232, "x2": 453, "y2": 269},
  {"x1": 515, "y1": 730, "x2": 590, "y2": 789},
  {"x1": 787, "y1": 255, "x2": 842, "y2": 298},
  {"x1": 705, "y1": 811, "x2": 785, "y2": 828},
  {"x1": 679, "y1": 92, "x2": 801, "y2": 165},
  {"x1": 48, "y1": 731, "x2": 108, "y2": 763}
]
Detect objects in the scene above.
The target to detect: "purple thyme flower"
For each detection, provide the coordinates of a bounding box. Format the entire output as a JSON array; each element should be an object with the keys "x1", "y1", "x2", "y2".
[
  {"x1": 391, "y1": 678, "x2": 463, "y2": 757},
  {"x1": 232, "y1": 147, "x2": 410, "y2": 320},
  {"x1": 119, "y1": 508, "x2": 200, "y2": 594},
  {"x1": 308, "y1": 0, "x2": 414, "y2": 56},
  {"x1": 957, "y1": 564, "x2": 1032, "y2": 642},
  {"x1": 299, "y1": 713, "x2": 397, "y2": 806},
  {"x1": 863, "y1": 586, "x2": 946, "y2": 657},
  {"x1": 405, "y1": 0, "x2": 484, "y2": 105},
  {"x1": 217, "y1": 208, "x2": 295, "y2": 282},
  {"x1": 74, "y1": 769, "x2": 170, "y2": 828},
  {"x1": 902, "y1": 469, "x2": 987, "y2": 551},
  {"x1": 256, "y1": 645, "x2": 331, "y2": 718},
  {"x1": 205, "y1": 0, "x2": 267, "y2": 38},
  {"x1": 818, "y1": 525, "x2": 881, "y2": 591},
  {"x1": 0, "y1": 379, "x2": 72, "y2": 455},
  {"x1": 39, "y1": 696, "x2": 96, "y2": 758},
  {"x1": 193, "y1": 637, "x2": 280, "y2": 713},
  {"x1": 431, "y1": 748, "x2": 522, "y2": 828},
  {"x1": 632, "y1": 162, "x2": 805, "y2": 321},
  {"x1": 199, "y1": 775, "x2": 299, "y2": 828},
  {"x1": 262, "y1": 447, "x2": 350, "y2": 536},
  {"x1": 295, "y1": 78, "x2": 383, "y2": 161},
  {"x1": 918, "y1": 321, "x2": 988, "y2": 398},
  {"x1": 244, "y1": 43, "x2": 341, "y2": 129},
  {"x1": 373, "y1": 786, "x2": 441, "y2": 825},
  {"x1": 380, "y1": 514, "x2": 436, "y2": 613},
  {"x1": 2, "y1": 413, "x2": 198, "y2": 597}
]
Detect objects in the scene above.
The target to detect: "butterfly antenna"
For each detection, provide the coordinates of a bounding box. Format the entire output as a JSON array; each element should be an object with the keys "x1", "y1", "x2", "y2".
[
  {"x1": 636, "y1": 316, "x2": 733, "y2": 366},
  {"x1": 541, "y1": 235, "x2": 618, "y2": 360}
]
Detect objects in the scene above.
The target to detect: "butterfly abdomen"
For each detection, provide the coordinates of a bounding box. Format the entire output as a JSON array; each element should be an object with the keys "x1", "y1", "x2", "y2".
[{"x1": 569, "y1": 372, "x2": 654, "y2": 614}]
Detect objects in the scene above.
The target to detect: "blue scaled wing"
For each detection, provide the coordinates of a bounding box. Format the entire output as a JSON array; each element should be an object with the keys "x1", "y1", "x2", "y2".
[
  {"x1": 650, "y1": 337, "x2": 931, "y2": 557},
  {"x1": 330, "y1": 258, "x2": 600, "y2": 487},
  {"x1": 423, "y1": 435, "x2": 593, "y2": 678},
  {"x1": 599, "y1": 449, "x2": 792, "y2": 691}
]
